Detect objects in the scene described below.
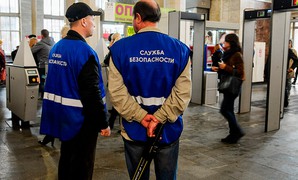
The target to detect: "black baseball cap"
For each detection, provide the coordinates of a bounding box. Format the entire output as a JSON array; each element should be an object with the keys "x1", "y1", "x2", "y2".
[
  {"x1": 28, "y1": 34, "x2": 36, "y2": 39},
  {"x1": 65, "y1": 2, "x2": 102, "y2": 22}
]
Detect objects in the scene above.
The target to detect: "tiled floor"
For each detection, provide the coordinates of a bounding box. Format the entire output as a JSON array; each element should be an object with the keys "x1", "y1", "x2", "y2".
[{"x1": 1, "y1": 83, "x2": 298, "y2": 180}]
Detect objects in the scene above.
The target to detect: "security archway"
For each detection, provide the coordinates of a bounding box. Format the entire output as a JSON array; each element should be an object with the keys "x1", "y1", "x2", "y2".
[
  {"x1": 168, "y1": 11, "x2": 205, "y2": 104},
  {"x1": 265, "y1": 0, "x2": 296, "y2": 131},
  {"x1": 242, "y1": 4, "x2": 295, "y2": 132},
  {"x1": 241, "y1": 9, "x2": 271, "y2": 115}
]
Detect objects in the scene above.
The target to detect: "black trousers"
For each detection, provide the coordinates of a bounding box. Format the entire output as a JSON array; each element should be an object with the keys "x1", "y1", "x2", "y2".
[
  {"x1": 38, "y1": 67, "x2": 45, "y2": 97},
  {"x1": 58, "y1": 121, "x2": 99, "y2": 180}
]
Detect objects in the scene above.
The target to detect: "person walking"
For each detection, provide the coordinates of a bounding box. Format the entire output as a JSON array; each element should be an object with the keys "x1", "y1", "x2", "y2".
[
  {"x1": 211, "y1": 43, "x2": 224, "y2": 79},
  {"x1": 31, "y1": 29, "x2": 55, "y2": 98},
  {"x1": 0, "y1": 40, "x2": 6, "y2": 85},
  {"x1": 217, "y1": 33, "x2": 245, "y2": 144},
  {"x1": 39, "y1": 2, "x2": 110, "y2": 179},
  {"x1": 108, "y1": 0, "x2": 192, "y2": 179},
  {"x1": 102, "y1": 33, "x2": 121, "y2": 130},
  {"x1": 285, "y1": 39, "x2": 298, "y2": 107}
]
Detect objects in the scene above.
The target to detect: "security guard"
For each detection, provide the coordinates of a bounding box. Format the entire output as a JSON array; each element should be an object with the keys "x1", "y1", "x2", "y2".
[
  {"x1": 40, "y1": 2, "x2": 110, "y2": 179},
  {"x1": 108, "y1": 0, "x2": 192, "y2": 179}
]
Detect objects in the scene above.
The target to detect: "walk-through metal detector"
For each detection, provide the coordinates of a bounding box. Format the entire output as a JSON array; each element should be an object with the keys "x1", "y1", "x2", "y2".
[
  {"x1": 168, "y1": 11, "x2": 205, "y2": 104},
  {"x1": 241, "y1": 9, "x2": 271, "y2": 115},
  {"x1": 241, "y1": 9, "x2": 272, "y2": 121},
  {"x1": 266, "y1": 0, "x2": 295, "y2": 132}
]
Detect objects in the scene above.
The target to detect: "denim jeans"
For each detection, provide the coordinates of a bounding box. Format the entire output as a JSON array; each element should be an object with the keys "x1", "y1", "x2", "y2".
[
  {"x1": 123, "y1": 138, "x2": 179, "y2": 180},
  {"x1": 220, "y1": 92, "x2": 243, "y2": 135}
]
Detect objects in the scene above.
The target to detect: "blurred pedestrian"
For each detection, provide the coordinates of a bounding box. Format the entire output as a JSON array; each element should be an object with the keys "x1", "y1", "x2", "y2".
[{"x1": 218, "y1": 33, "x2": 245, "y2": 144}]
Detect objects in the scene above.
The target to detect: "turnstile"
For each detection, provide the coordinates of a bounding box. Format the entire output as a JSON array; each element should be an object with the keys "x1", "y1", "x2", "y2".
[{"x1": 6, "y1": 38, "x2": 39, "y2": 129}]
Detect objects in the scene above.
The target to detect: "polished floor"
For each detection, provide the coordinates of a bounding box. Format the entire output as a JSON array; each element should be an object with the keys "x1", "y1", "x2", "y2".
[{"x1": 1, "y1": 83, "x2": 298, "y2": 180}]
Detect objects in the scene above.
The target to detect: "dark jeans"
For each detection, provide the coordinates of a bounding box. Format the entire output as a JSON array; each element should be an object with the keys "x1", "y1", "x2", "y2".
[
  {"x1": 220, "y1": 92, "x2": 243, "y2": 135},
  {"x1": 123, "y1": 138, "x2": 179, "y2": 180},
  {"x1": 58, "y1": 122, "x2": 99, "y2": 180}
]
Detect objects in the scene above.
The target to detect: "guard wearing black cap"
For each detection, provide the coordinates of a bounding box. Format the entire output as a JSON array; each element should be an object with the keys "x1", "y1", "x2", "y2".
[
  {"x1": 39, "y1": 2, "x2": 110, "y2": 180},
  {"x1": 65, "y1": 2, "x2": 103, "y2": 22}
]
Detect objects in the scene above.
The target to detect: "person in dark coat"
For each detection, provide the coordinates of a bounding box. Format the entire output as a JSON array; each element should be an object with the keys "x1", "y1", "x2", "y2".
[
  {"x1": 216, "y1": 33, "x2": 245, "y2": 144},
  {"x1": 31, "y1": 29, "x2": 55, "y2": 98},
  {"x1": 11, "y1": 46, "x2": 19, "y2": 61}
]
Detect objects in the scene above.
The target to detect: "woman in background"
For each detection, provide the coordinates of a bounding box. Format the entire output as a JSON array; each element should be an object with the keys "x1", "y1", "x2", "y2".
[{"x1": 215, "y1": 33, "x2": 245, "y2": 144}]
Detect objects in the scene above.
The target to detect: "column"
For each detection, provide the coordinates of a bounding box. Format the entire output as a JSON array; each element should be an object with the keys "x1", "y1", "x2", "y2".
[
  {"x1": 20, "y1": 0, "x2": 33, "y2": 38},
  {"x1": 31, "y1": 0, "x2": 37, "y2": 35}
]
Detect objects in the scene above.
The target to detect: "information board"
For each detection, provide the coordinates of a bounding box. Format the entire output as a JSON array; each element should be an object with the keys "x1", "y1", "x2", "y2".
[{"x1": 273, "y1": 0, "x2": 298, "y2": 10}]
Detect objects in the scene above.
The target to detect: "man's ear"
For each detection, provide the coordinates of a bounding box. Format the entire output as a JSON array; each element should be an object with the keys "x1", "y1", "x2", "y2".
[
  {"x1": 81, "y1": 18, "x2": 87, "y2": 27},
  {"x1": 135, "y1": 13, "x2": 142, "y2": 24}
]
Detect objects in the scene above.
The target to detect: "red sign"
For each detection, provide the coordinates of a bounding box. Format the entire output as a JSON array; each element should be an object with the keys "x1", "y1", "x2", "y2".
[{"x1": 293, "y1": 0, "x2": 298, "y2": 6}]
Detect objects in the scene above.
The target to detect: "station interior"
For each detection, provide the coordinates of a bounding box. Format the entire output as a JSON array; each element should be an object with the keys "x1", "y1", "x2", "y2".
[{"x1": 2, "y1": 0, "x2": 298, "y2": 179}]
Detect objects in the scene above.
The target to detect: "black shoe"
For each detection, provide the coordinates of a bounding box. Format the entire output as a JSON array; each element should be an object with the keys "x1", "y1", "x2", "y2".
[
  {"x1": 221, "y1": 134, "x2": 232, "y2": 143},
  {"x1": 284, "y1": 101, "x2": 289, "y2": 107},
  {"x1": 38, "y1": 135, "x2": 55, "y2": 146},
  {"x1": 221, "y1": 133, "x2": 244, "y2": 144}
]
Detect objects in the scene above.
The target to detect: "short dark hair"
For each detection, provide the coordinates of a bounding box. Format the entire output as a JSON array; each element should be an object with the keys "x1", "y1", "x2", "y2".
[
  {"x1": 289, "y1": 39, "x2": 293, "y2": 48},
  {"x1": 41, "y1": 29, "x2": 49, "y2": 38},
  {"x1": 133, "y1": 1, "x2": 161, "y2": 23},
  {"x1": 108, "y1": 33, "x2": 114, "y2": 42}
]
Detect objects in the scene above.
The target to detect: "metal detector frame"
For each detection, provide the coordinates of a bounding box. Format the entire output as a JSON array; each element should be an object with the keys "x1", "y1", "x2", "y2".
[{"x1": 168, "y1": 11, "x2": 205, "y2": 104}]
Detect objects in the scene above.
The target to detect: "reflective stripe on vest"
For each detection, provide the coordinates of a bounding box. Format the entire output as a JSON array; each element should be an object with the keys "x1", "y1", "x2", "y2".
[
  {"x1": 44, "y1": 92, "x2": 106, "y2": 108},
  {"x1": 43, "y1": 92, "x2": 83, "y2": 108},
  {"x1": 132, "y1": 96, "x2": 166, "y2": 106}
]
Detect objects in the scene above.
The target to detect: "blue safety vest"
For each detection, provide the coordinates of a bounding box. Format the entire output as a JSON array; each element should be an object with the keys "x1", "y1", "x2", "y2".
[
  {"x1": 110, "y1": 31, "x2": 190, "y2": 144},
  {"x1": 40, "y1": 39, "x2": 106, "y2": 141}
]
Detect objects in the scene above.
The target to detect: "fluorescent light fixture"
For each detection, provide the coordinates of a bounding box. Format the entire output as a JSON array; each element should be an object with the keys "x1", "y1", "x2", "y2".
[{"x1": 256, "y1": 0, "x2": 271, "y2": 2}]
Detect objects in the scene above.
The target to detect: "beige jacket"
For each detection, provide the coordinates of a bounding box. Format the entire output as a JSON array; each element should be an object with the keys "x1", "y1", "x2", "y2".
[{"x1": 108, "y1": 27, "x2": 192, "y2": 140}]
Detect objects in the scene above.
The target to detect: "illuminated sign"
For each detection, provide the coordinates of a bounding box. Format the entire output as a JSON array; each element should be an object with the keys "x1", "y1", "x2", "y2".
[
  {"x1": 244, "y1": 9, "x2": 271, "y2": 20},
  {"x1": 257, "y1": 11, "x2": 265, "y2": 17},
  {"x1": 126, "y1": 26, "x2": 135, "y2": 36},
  {"x1": 273, "y1": 0, "x2": 298, "y2": 10},
  {"x1": 115, "y1": 3, "x2": 134, "y2": 23},
  {"x1": 104, "y1": 2, "x2": 175, "y2": 23}
]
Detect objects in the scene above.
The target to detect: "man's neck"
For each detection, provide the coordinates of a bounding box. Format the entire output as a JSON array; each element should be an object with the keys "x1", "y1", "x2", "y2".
[
  {"x1": 71, "y1": 27, "x2": 87, "y2": 39},
  {"x1": 141, "y1": 21, "x2": 157, "y2": 29}
]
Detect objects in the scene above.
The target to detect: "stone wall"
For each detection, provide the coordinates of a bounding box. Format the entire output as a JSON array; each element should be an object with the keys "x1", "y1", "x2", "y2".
[
  {"x1": 210, "y1": 0, "x2": 271, "y2": 59},
  {"x1": 254, "y1": 4, "x2": 271, "y2": 60},
  {"x1": 210, "y1": 0, "x2": 240, "y2": 23}
]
